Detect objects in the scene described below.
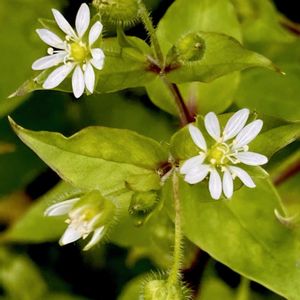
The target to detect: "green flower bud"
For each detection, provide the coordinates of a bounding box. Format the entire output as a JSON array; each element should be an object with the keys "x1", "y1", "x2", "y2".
[
  {"x1": 143, "y1": 279, "x2": 189, "y2": 300},
  {"x1": 167, "y1": 32, "x2": 206, "y2": 65},
  {"x1": 93, "y1": 0, "x2": 140, "y2": 27},
  {"x1": 128, "y1": 190, "x2": 159, "y2": 226}
]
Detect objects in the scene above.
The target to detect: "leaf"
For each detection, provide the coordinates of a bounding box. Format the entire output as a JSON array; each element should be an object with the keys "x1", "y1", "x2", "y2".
[
  {"x1": 236, "y1": 61, "x2": 300, "y2": 122},
  {"x1": 157, "y1": 0, "x2": 242, "y2": 54},
  {"x1": 2, "y1": 182, "x2": 79, "y2": 243},
  {"x1": 0, "y1": 0, "x2": 66, "y2": 116},
  {"x1": 117, "y1": 275, "x2": 145, "y2": 300},
  {"x1": 9, "y1": 119, "x2": 168, "y2": 193},
  {"x1": 164, "y1": 177, "x2": 300, "y2": 299},
  {"x1": 0, "y1": 248, "x2": 47, "y2": 300},
  {"x1": 165, "y1": 32, "x2": 276, "y2": 84},
  {"x1": 12, "y1": 37, "x2": 157, "y2": 97}
]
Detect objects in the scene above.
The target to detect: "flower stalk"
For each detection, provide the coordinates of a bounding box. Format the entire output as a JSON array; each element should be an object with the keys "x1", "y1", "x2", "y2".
[
  {"x1": 138, "y1": 1, "x2": 164, "y2": 66},
  {"x1": 168, "y1": 172, "x2": 183, "y2": 287}
]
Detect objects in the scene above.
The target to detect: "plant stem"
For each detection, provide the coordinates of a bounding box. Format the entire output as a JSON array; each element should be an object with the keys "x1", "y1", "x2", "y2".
[
  {"x1": 168, "y1": 172, "x2": 183, "y2": 286},
  {"x1": 162, "y1": 76, "x2": 194, "y2": 126},
  {"x1": 138, "y1": 1, "x2": 164, "y2": 66}
]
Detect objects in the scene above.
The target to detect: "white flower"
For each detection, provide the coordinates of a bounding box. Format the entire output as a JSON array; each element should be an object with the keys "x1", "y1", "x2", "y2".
[
  {"x1": 45, "y1": 197, "x2": 107, "y2": 251},
  {"x1": 32, "y1": 3, "x2": 105, "y2": 98},
  {"x1": 180, "y1": 108, "x2": 268, "y2": 200}
]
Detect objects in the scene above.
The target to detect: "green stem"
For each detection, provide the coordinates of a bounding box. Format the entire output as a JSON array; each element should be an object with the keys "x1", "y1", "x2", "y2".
[
  {"x1": 236, "y1": 277, "x2": 250, "y2": 300},
  {"x1": 168, "y1": 172, "x2": 183, "y2": 286},
  {"x1": 138, "y1": 1, "x2": 164, "y2": 66},
  {"x1": 162, "y1": 76, "x2": 194, "y2": 126}
]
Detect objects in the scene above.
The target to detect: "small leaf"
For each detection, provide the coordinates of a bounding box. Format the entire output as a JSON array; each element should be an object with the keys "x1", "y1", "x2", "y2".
[{"x1": 9, "y1": 118, "x2": 167, "y2": 193}]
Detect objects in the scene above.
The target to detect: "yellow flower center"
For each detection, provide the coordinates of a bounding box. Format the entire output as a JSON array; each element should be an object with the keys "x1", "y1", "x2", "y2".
[
  {"x1": 70, "y1": 42, "x2": 89, "y2": 62},
  {"x1": 207, "y1": 143, "x2": 229, "y2": 165}
]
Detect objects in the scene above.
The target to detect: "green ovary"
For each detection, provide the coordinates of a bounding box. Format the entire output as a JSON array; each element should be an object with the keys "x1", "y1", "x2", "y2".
[
  {"x1": 207, "y1": 144, "x2": 229, "y2": 165},
  {"x1": 70, "y1": 42, "x2": 89, "y2": 62}
]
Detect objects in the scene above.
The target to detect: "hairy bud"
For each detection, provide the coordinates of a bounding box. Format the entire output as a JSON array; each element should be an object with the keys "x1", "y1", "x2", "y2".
[{"x1": 93, "y1": 0, "x2": 140, "y2": 27}]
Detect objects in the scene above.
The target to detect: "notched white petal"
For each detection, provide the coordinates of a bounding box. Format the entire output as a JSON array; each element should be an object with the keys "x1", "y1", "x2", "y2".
[
  {"x1": 32, "y1": 52, "x2": 66, "y2": 70},
  {"x1": 83, "y1": 226, "x2": 105, "y2": 251},
  {"x1": 43, "y1": 63, "x2": 74, "y2": 89},
  {"x1": 223, "y1": 169, "x2": 233, "y2": 199},
  {"x1": 229, "y1": 166, "x2": 255, "y2": 188},
  {"x1": 188, "y1": 124, "x2": 207, "y2": 151},
  {"x1": 180, "y1": 154, "x2": 205, "y2": 174},
  {"x1": 76, "y1": 3, "x2": 90, "y2": 38},
  {"x1": 209, "y1": 168, "x2": 222, "y2": 200},
  {"x1": 84, "y1": 62, "x2": 95, "y2": 93},
  {"x1": 72, "y1": 65, "x2": 85, "y2": 98},
  {"x1": 89, "y1": 21, "x2": 103, "y2": 46},
  {"x1": 44, "y1": 198, "x2": 80, "y2": 216},
  {"x1": 204, "y1": 112, "x2": 221, "y2": 141},
  {"x1": 36, "y1": 29, "x2": 65, "y2": 49},
  {"x1": 91, "y1": 48, "x2": 105, "y2": 70},
  {"x1": 223, "y1": 108, "x2": 249, "y2": 141},
  {"x1": 52, "y1": 8, "x2": 76, "y2": 38},
  {"x1": 184, "y1": 165, "x2": 210, "y2": 184},
  {"x1": 236, "y1": 152, "x2": 268, "y2": 166},
  {"x1": 59, "y1": 226, "x2": 82, "y2": 245},
  {"x1": 233, "y1": 119, "x2": 263, "y2": 149}
]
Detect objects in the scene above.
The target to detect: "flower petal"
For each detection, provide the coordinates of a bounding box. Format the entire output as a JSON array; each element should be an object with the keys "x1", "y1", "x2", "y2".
[
  {"x1": 89, "y1": 21, "x2": 103, "y2": 46},
  {"x1": 43, "y1": 63, "x2": 75, "y2": 89},
  {"x1": 52, "y1": 8, "x2": 76, "y2": 38},
  {"x1": 83, "y1": 226, "x2": 105, "y2": 251},
  {"x1": 236, "y1": 151, "x2": 268, "y2": 166},
  {"x1": 184, "y1": 165, "x2": 210, "y2": 184},
  {"x1": 32, "y1": 52, "x2": 66, "y2": 70},
  {"x1": 84, "y1": 62, "x2": 95, "y2": 93},
  {"x1": 223, "y1": 169, "x2": 233, "y2": 199},
  {"x1": 44, "y1": 198, "x2": 80, "y2": 216},
  {"x1": 36, "y1": 29, "x2": 65, "y2": 49},
  {"x1": 223, "y1": 108, "x2": 249, "y2": 141},
  {"x1": 180, "y1": 154, "x2": 206, "y2": 174},
  {"x1": 229, "y1": 166, "x2": 256, "y2": 188},
  {"x1": 233, "y1": 120, "x2": 263, "y2": 149},
  {"x1": 76, "y1": 3, "x2": 90, "y2": 38},
  {"x1": 91, "y1": 48, "x2": 105, "y2": 70},
  {"x1": 72, "y1": 65, "x2": 85, "y2": 98},
  {"x1": 209, "y1": 168, "x2": 222, "y2": 200},
  {"x1": 188, "y1": 124, "x2": 207, "y2": 151},
  {"x1": 59, "y1": 226, "x2": 83, "y2": 245},
  {"x1": 204, "y1": 112, "x2": 221, "y2": 141}
]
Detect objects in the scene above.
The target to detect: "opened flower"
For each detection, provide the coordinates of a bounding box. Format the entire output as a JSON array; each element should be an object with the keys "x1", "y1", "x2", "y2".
[
  {"x1": 32, "y1": 3, "x2": 105, "y2": 98},
  {"x1": 180, "y1": 108, "x2": 268, "y2": 200},
  {"x1": 45, "y1": 191, "x2": 115, "y2": 251}
]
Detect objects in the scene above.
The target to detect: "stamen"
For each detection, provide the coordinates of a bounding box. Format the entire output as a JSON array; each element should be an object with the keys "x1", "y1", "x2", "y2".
[{"x1": 47, "y1": 47, "x2": 54, "y2": 55}]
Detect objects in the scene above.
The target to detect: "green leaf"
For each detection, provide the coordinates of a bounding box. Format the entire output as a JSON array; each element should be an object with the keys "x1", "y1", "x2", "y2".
[
  {"x1": 0, "y1": 0, "x2": 66, "y2": 116},
  {"x1": 12, "y1": 37, "x2": 157, "y2": 97},
  {"x1": 2, "y1": 182, "x2": 79, "y2": 243},
  {"x1": 0, "y1": 248, "x2": 47, "y2": 300},
  {"x1": 165, "y1": 32, "x2": 276, "y2": 84},
  {"x1": 118, "y1": 275, "x2": 145, "y2": 300},
  {"x1": 164, "y1": 177, "x2": 300, "y2": 299},
  {"x1": 157, "y1": 0, "x2": 242, "y2": 54},
  {"x1": 9, "y1": 119, "x2": 167, "y2": 193},
  {"x1": 250, "y1": 122, "x2": 300, "y2": 159}
]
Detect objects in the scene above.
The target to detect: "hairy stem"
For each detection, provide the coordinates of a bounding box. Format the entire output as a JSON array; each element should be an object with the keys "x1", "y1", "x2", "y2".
[
  {"x1": 168, "y1": 172, "x2": 183, "y2": 286},
  {"x1": 138, "y1": 1, "x2": 164, "y2": 65},
  {"x1": 162, "y1": 76, "x2": 194, "y2": 126}
]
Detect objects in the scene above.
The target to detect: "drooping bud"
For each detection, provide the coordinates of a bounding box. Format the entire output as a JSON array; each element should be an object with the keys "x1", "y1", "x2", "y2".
[
  {"x1": 167, "y1": 32, "x2": 206, "y2": 65},
  {"x1": 142, "y1": 279, "x2": 190, "y2": 300},
  {"x1": 45, "y1": 190, "x2": 116, "y2": 251},
  {"x1": 128, "y1": 190, "x2": 159, "y2": 226},
  {"x1": 92, "y1": 0, "x2": 140, "y2": 27}
]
